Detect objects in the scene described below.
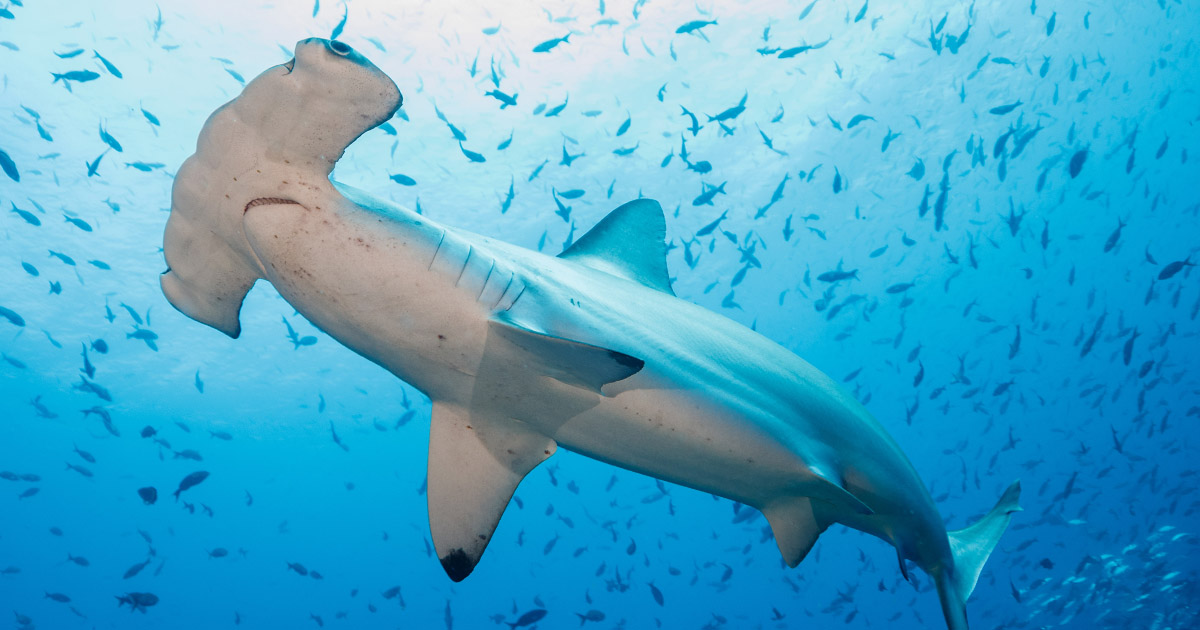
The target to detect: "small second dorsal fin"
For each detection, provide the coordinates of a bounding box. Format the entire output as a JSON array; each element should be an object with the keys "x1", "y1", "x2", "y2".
[{"x1": 559, "y1": 199, "x2": 675, "y2": 295}]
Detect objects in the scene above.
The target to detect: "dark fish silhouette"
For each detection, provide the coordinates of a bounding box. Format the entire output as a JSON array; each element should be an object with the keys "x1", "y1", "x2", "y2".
[
  {"x1": 137, "y1": 487, "x2": 157, "y2": 505},
  {"x1": 116, "y1": 592, "x2": 159, "y2": 613},
  {"x1": 1068, "y1": 147, "x2": 1088, "y2": 178},
  {"x1": 0, "y1": 305, "x2": 25, "y2": 327},
  {"x1": 0, "y1": 148, "x2": 18, "y2": 181},
  {"x1": 1157, "y1": 258, "x2": 1193, "y2": 280},
  {"x1": 988, "y1": 100, "x2": 1022, "y2": 115},
  {"x1": 173, "y1": 471, "x2": 209, "y2": 501},
  {"x1": 533, "y1": 34, "x2": 570, "y2": 53},
  {"x1": 505, "y1": 608, "x2": 548, "y2": 628},
  {"x1": 123, "y1": 558, "x2": 152, "y2": 579}
]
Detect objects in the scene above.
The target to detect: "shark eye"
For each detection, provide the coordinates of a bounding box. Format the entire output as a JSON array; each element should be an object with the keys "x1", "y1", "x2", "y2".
[
  {"x1": 283, "y1": 58, "x2": 295, "y2": 73},
  {"x1": 329, "y1": 40, "x2": 351, "y2": 56}
]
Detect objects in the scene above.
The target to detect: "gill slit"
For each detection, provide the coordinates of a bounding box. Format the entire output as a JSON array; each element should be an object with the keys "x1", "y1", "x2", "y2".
[
  {"x1": 454, "y1": 246, "x2": 473, "y2": 287},
  {"x1": 477, "y1": 261, "x2": 496, "y2": 300},
  {"x1": 505, "y1": 284, "x2": 527, "y2": 312},
  {"x1": 494, "y1": 275, "x2": 515, "y2": 310},
  {"x1": 428, "y1": 230, "x2": 447, "y2": 270}
]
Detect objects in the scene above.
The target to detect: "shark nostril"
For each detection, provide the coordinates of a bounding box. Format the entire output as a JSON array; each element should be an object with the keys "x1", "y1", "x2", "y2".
[{"x1": 329, "y1": 40, "x2": 351, "y2": 55}]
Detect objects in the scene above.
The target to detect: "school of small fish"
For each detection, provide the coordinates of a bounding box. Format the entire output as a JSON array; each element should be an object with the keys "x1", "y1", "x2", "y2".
[{"x1": 0, "y1": 0, "x2": 1197, "y2": 628}]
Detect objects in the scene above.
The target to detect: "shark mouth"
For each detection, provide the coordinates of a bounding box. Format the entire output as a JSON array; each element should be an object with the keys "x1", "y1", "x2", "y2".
[{"x1": 244, "y1": 197, "x2": 301, "y2": 214}]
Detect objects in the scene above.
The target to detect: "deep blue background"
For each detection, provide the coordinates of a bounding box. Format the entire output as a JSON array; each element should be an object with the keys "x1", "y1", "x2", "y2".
[{"x1": 1, "y1": 0, "x2": 1197, "y2": 628}]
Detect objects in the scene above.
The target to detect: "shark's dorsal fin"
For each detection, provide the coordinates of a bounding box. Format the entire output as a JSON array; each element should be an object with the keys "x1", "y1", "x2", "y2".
[
  {"x1": 427, "y1": 401, "x2": 556, "y2": 582},
  {"x1": 559, "y1": 199, "x2": 675, "y2": 296},
  {"x1": 489, "y1": 314, "x2": 644, "y2": 394}
]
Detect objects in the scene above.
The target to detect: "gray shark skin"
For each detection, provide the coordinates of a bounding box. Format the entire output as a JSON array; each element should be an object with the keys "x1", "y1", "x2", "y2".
[{"x1": 161, "y1": 38, "x2": 1020, "y2": 630}]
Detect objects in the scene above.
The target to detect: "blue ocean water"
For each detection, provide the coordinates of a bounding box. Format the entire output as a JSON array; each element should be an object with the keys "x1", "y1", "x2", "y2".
[{"x1": 1, "y1": 0, "x2": 1198, "y2": 628}]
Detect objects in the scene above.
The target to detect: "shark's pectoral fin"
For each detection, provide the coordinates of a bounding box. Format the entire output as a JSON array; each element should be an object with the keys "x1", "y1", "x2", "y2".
[
  {"x1": 763, "y1": 497, "x2": 828, "y2": 567},
  {"x1": 427, "y1": 402, "x2": 556, "y2": 582},
  {"x1": 559, "y1": 199, "x2": 675, "y2": 295},
  {"x1": 489, "y1": 314, "x2": 644, "y2": 394}
]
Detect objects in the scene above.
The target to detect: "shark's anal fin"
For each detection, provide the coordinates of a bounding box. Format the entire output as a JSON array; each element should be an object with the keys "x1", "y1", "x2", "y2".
[
  {"x1": 763, "y1": 497, "x2": 828, "y2": 567},
  {"x1": 559, "y1": 199, "x2": 675, "y2": 296},
  {"x1": 427, "y1": 402, "x2": 556, "y2": 582},
  {"x1": 489, "y1": 314, "x2": 644, "y2": 394}
]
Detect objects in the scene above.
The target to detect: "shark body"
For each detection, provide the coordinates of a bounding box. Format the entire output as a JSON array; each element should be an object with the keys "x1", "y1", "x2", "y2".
[{"x1": 161, "y1": 38, "x2": 1020, "y2": 630}]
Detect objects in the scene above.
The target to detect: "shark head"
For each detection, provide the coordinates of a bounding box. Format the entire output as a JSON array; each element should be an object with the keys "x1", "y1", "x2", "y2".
[
  {"x1": 231, "y1": 38, "x2": 403, "y2": 172},
  {"x1": 161, "y1": 38, "x2": 402, "y2": 337}
]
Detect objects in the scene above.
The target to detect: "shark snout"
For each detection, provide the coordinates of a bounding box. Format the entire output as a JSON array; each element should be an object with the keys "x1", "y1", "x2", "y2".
[
  {"x1": 289, "y1": 37, "x2": 403, "y2": 114},
  {"x1": 295, "y1": 37, "x2": 367, "y2": 68}
]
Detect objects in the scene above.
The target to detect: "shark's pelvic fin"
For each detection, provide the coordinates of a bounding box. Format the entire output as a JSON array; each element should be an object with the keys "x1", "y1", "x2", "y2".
[
  {"x1": 559, "y1": 199, "x2": 675, "y2": 296},
  {"x1": 489, "y1": 314, "x2": 644, "y2": 394},
  {"x1": 809, "y1": 467, "x2": 875, "y2": 516},
  {"x1": 427, "y1": 401, "x2": 556, "y2": 582},
  {"x1": 763, "y1": 497, "x2": 827, "y2": 567}
]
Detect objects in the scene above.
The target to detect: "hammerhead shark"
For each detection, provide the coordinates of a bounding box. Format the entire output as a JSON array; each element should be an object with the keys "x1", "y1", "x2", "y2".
[{"x1": 161, "y1": 38, "x2": 1020, "y2": 630}]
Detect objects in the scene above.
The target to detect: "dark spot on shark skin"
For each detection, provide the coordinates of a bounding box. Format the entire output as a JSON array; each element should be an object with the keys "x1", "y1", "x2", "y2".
[{"x1": 439, "y1": 548, "x2": 474, "y2": 582}]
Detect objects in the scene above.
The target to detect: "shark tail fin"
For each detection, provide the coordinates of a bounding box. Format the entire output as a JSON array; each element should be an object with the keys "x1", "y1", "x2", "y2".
[{"x1": 936, "y1": 480, "x2": 1022, "y2": 630}]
